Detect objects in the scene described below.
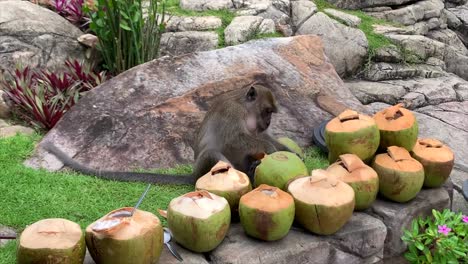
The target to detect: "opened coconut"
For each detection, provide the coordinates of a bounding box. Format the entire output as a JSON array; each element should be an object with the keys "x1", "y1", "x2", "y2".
[
  {"x1": 288, "y1": 170, "x2": 355, "y2": 235},
  {"x1": 412, "y1": 138, "x2": 454, "y2": 188},
  {"x1": 254, "y1": 151, "x2": 308, "y2": 190},
  {"x1": 327, "y1": 154, "x2": 379, "y2": 210},
  {"x1": 277, "y1": 137, "x2": 304, "y2": 158},
  {"x1": 167, "y1": 191, "x2": 230, "y2": 253},
  {"x1": 17, "y1": 218, "x2": 85, "y2": 264},
  {"x1": 374, "y1": 104, "x2": 418, "y2": 151},
  {"x1": 85, "y1": 207, "x2": 163, "y2": 264},
  {"x1": 239, "y1": 184, "x2": 295, "y2": 241},
  {"x1": 196, "y1": 161, "x2": 252, "y2": 213},
  {"x1": 325, "y1": 109, "x2": 380, "y2": 163},
  {"x1": 372, "y1": 146, "x2": 424, "y2": 203}
]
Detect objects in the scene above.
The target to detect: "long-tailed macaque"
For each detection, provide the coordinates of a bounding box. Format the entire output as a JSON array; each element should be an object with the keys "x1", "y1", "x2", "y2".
[{"x1": 44, "y1": 84, "x2": 292, "y2": 185}]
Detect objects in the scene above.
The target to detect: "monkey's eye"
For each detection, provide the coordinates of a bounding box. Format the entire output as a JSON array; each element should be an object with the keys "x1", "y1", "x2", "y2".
[{"x1": 265, "y1": 108, "x2": 274, "y2": 114}]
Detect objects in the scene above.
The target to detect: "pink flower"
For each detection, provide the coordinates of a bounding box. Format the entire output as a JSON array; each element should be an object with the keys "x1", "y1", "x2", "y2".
[
  {"x1": 463, "y1": 215, "x2": 468, "y2": 223},
  {"x1": 438, "y1": 225, "x2": 451, "y2": 235}
]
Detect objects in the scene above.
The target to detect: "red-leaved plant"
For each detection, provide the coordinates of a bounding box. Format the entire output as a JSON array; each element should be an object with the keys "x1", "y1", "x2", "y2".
[
  {"x1": 0, "y1": 59, "x2": 107, "y2": 130},
  {"x1": 53, "y1": 0, "x2": 90, "y2": 28}
]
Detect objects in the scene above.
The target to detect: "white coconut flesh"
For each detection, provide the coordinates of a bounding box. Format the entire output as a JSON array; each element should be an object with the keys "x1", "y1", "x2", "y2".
[
  {"x1": 374, "y1": 104, "x2": 415, "y2": 131},
  {"x1": 20, "y1": 218, "x2": 82, "y2": 249},
  {"x1": 196, "y1": 161, "x2": 250, "y2": 191},
  {"x1": 327, "y1": 154, "x2": 378, "y2": 182},
  {"x1": 240, "y1": 184, "x2": 293, "y2": 212},
  {"x1": 288, "y1": 170, "x2": 354, "y2": 206},
  {"x1": 326, "y1": 109, "x2": 376, "y2": 133},
  {"x1": 376, "y1": 146, "x2": 422, "y2": 172},
  {"x1": 87, "y1": 208, "x2": 161, "y2": 240},
  {"x1": 412, "y1": 139, "x2": 454, "y2": 163},
  {"x1": 169, "y1": 191, "x2": 228, "y2": 219}
]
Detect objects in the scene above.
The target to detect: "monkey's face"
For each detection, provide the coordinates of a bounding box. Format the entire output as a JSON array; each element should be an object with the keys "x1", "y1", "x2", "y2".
[{"x1": 245, "y1": 85, "x2": 278, "y2": 133}]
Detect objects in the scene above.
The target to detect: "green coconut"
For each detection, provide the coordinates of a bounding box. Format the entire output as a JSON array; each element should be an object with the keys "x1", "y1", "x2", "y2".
[
  {"x1": 277, "y1": 137, "x2": 304, "y2": 158},
  {"x1": 287, "y1": 170, "x2": 355, "y2": 235},
  {"x1": 254, "y1": 151, "x2": 308, "y2": 190},
  {"x1": 85, "y1": 207, "x2": 163, "y2": 264},
  {"x1": 411, "y1": 138, "x2": 455, "y2": 188},
  {"x1": 196, "y1": 161, "x2": 252, "y2": 213},
  {"x1": 167, "y1": 191, "x2": 230, "y2": 253},
  {"x1": 327, "y1": 154, "x2": 379, "y2": 210},
  {"x1": 374, "y1": 103, "x2": 419, "y2": 151},
  {"x1": 17, "y1": 218, "x2": 85, "y2": 264},
  {"x1": 325, "y1": 109, "x2": 380, "y2": 163},
  {"x1": 239, "y1": 184, "x2": 295, "y2": 241},
  {"x1": 372, "y1": 146, "x2": 424, "y2": 203}
]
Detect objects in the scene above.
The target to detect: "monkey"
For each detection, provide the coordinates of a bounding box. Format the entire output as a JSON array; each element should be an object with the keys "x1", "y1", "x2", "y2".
[{"x1": 43, "y1": 84, "x2": 293, "y2": 185}]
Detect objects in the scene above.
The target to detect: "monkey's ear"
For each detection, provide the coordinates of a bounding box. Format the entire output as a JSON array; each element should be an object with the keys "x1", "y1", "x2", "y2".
[{"x1": 246, "y1": 86, "x2": 257, "y2": 101}]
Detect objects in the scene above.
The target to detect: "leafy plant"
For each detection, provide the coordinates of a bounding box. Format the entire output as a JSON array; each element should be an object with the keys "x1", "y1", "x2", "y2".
[
  {"x1": 401, "y1": 209, "x2": 468, "y2": 264},
  {"x1": 0, "y1": 60, "x2": 107, "y2": 130},
  {"x1": 53, "y1": 0, "x2": 90, "y2": 28},
  {"x1": 86, "y1": 0, "x2": 167, "y2": 74}
]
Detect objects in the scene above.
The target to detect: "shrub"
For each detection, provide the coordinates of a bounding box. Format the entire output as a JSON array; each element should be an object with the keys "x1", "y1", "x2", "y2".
[
  {"x1": 0, "y1": 60, "x2": 107, "y2": 130},
  {"x1": 86, "y1": 0, "x2": 167, "y2": 74},
  {"x1": 402, "y1": 209, "x2": 467, "y2": 263},
  {"x1": 52, "y1": 0, "x2": 91, "y2": 28}
]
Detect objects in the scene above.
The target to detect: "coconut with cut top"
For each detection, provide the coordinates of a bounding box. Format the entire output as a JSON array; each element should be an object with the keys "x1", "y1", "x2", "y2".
[
  {"x1": 239, "y1": 184, "x2": 295, "y2": 241},
  {"x1": 254, "y1": 151, "x2": 308, "y2": 190},
  {"x1": 327, "y1": 154, "x2": 379, "y2": 210},
  {"x1": 372, "y1": 146, "x2": 424, "y2": 203},
  {"x1": 411, "y1": 138, "x2": 454, "y2": 188},
  {"x1": 325, "y1": 109, "x2": 380, "y2": 163},
  {"x1": 167, "y1": 191, "x2": 230, "y2": 253},
  {"x1": 277, "y1": 137, "x2": 304, "y2": 158},
  {"x1": 17, "y1": 218, "x2": 85, "y2": 264},
  {"x1": 195, "y1": 161, "x2": 252, "y2": 213},
  {"x1": 287, "y1": 170, "x2": 355, "y2": 235},
  {"x1": 85, "y1": 207, "x2": 163, "y2": 264},
  {"x1": 374, "y1": 104, "x2": 419, "y2": 151}
]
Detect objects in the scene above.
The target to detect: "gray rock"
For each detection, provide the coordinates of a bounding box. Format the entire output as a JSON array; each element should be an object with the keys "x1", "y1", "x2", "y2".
[
  {"x1": 224, "y1": 16, "x2": 264, "y2": 45},
  {"x1": 448, "y1": 6, "x2": 468, "y2": 45},
  {"x1": 166, "y1": 16, "x2": 222, "y2": 32},
  {"x1": 258, "y1": 18, "x2": 276, "y2": 34},
  {"x1": 26, "y1": 35, "x2": 366, "y2": 172},
  {"x1": 364, "y1": 63, "x2": 447, "y2": 81},
  {"x1": 0, "y1": 1, "x2": 87, "y2": 73},
  {"x1": 374, "y1": 45, "x2": 403, "y2": 63},
  {"x1": 452, "y1": 190, "x2": 468, "y2": 214},
  {"x1": 454, "y1": 82, "x2": 468, "y2": 100},
  {"x1": 179, "y1": 0, "x2": 233, "y2": 11},
  {"x1": 0, "y1": 90, "x2": 10, "y2": 119},
  {"x1": 0, "y1": 119, "x2": 8, "y2": 128},
  {"x1": 326, "y1": 0, "x2": 415, "y2": 9},
  {"x1": 405, "y1": 17, "x2": 443, "y2": 35},
  {"x1": 210, "y1": 214, "x2": 386, "y2": 264},
  {"x1": 401, "y1": 92, "x2": 426, "y2": 109},
  {"x1": 296, "y1": 12, "x2": 368, "y2": 78},
  {"x1": 417, "y1": 101, "x2": 468, "y2": 133},
  {"x1": 346, "y1": 81, "x2": 407, "y2": 105},
  {"x1": 444, "y1": 9, "x2": 462, "y2": 29},
  {"x1": 0, "y1": 225, "x2": 15, "y2": 247},
  {"x1": 324, "y1": 8, "x2": 361, "y2": 27},
  {"x1": 363, "y1": 7, "x2": 392, "y2": 12},
  {"x1": 386, "y1": 34, "x2": 446, "y2": 61},
  {"x1": 365, "y1": 188, "x2": 450, "y2": 258},
  {"x1": 444, "y1": 45, "x2": 468, "y2": 80},
  {"x1": 373, "y1": 24, "x2": 414, "y2": 35},
  {"x1": 450, "y1": 169, "x2": 468, "y2": 192},
  {"x1": 426, "y1": 29, "x2": 468, "y2": 55},
  {"x1": 425, "y1": 57, "x2": 446, "y2": 70},
  {"x1": 0, "y1": 125, "x2": 34, "y2": 138},
  {"x1": 291, "y1": 0, "x2": 317, "y2": 28},
  {"x1": 160, "y1": 31, "x2": 218, "y2": 56},
  {"x1": 258, "y1": 5, "x2": 292, "y2": 36}
]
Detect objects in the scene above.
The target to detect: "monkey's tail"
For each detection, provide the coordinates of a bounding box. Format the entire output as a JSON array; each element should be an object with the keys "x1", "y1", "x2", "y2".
[{"x1": 42, "y1": 144, "x2": 195, "y2": 185}]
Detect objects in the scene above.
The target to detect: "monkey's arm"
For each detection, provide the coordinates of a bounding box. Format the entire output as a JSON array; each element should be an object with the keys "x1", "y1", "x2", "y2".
[
  {"x1": 259, "y1": 133, "x2": 294, "y2": 152},
  {"x1": 43, "y1": 144, "x2": 195, "y2": 185}
]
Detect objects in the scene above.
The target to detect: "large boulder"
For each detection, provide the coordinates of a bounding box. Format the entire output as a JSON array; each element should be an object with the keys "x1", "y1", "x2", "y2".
[
  {"x1": 0, "y1": 0, "x2": 87, "y2": 72},
  {"x1": 26, "y1": 35, "x2": 365, "y2": 172}
]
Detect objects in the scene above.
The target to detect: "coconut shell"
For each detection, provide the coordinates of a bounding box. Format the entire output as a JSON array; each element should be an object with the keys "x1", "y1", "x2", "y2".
[
  {"x1": 277, "y1": 137, "x2": 305, "y2": 158},
  {"x1": 411, "y1": 138, "x2": 454, "y2": 188},
  {"x1": 374, "y1": 104, "x2": 419, "y2": 151},
  {"x1": 287, "y1": 170, "x2": 355, "y2": 235},
  {"x1": 327, "y1": 154, "x2": 379, "y2": 210},
  {"x1": 239, "y1": 184, "x2": 295, "y2": 241},
  {"x1": 372, "y1": 146, "x2": 424, "y2": 203},
  {"x1": 167, "y1": 191, "x2": 230, "y2": 253},
  {"x1": 17, "y1": 218, "x2": 85, "y2": 264},
  {"x1": 196, "y1": 161, "x2": 252, "y2": 212},
  {"x1": 325, "y1": 109, "x2": 380, "y2": 163}
]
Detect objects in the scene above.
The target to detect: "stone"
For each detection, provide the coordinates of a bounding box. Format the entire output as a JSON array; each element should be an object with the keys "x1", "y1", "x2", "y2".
[
  {"x1": 0, "y1": 225, "x2": 16, "y2": 247},
  {"x1": 345, "y1": 81, "x2": 407, "y2": 105},
  {"x1": 258, "y1": 18, "x2": 276, "y2": 34},
  {"x1": 224, "y1": 16, "x2": 264, "y2": 45},
  {"x1": 165, "y1": 16, "x2": 222, "y2": 32},
  {"x1": 426, "y1": 29, "x2": 468, "y2": 55},
  {"x1": 450, "y1": 169, "x2": 468, "y2": 192},
  {"x1": 448, "y1": 6, "x2": 468, "y2": 45},
  {"x1": 0, "y1": 90, "x2": 10, "y2": 119},
  {"x1": 363, "y1": 7, "x2": 392, "y2": 12},
  {"x1": 365, "y1": 188, "x2": 450, "y2": 258},
  {"x1": 401, "y1": 92, "x2": 426, "y2": 109},
  {"x1": 324, "y1": 8, "x2": 361, "y2": 27},
  {"x1": 364, "y1": 62, "x2": 447, "y2": 81},
  {"x1": 0, "y1": 1, "x2": 87, "y2": 73},
  {"x1": 26, "y1": 35, "x2": 366, "y2": 173},
  {"x1": 326, "y1": 0, "x2": 415, "y2": 9},
  {"x1": 452, "y1": 190, "x2": 468, "y2": 214},
  {"x1": 444, "y1": 9, "x2": 462, "y2": 29},
  {"x1": 210, "y1": 214, "x2": 386, "y2": 263},
  {"x1": 257, "y1": 5, "x2": 292, "y2": 36},
  {"x1": 0, "y1": 125, "x2": 34, "y2": 138},
  {"x1": 425, "y1": 57, "x2": 446, "y2": 70},
  {"x1": 179, "y1": 0, "x2": 233, "y2": 11},
  {"x1": 160, "y1": 31, "x2": 218, "y2": 56},
  {"x1": 291, "y1": 0, "x2": 317, "y2": 28},
  {"x1": 454, "y1": 83, "x2": 468, "y2": 100},
  {"x1": 296, "y1": 12, "x2": 368, "y2": 78},
  {"x1": 417, "y1": 101, "x2": 468, "y2": 133},
  {"x1": 0, "y1": 119, "x2": 8, "y2": 128},
  {"x1": 444, "y1": 46, "x2": 468, "y2": 80},
  {"x1": 374, "y1": 45, "x2": 403, "y2": 63},
  {"x1": 373, "y1": 24, "x2": 414, "y2": 35},
  {"x1": 386, "y1": 34, "x2": 446, "y2": 61}
]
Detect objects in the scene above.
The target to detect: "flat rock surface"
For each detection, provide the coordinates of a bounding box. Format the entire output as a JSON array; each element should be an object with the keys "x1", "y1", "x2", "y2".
[
  {"x1": 160, "y1": 31, "x2": 219, "y2": 56},
  {"x1": 0, "y1": 225, "x2": 16, "y2": 247},
  {"x1": 26, "y1": 35, "x2": 366, "y2": 172}
]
